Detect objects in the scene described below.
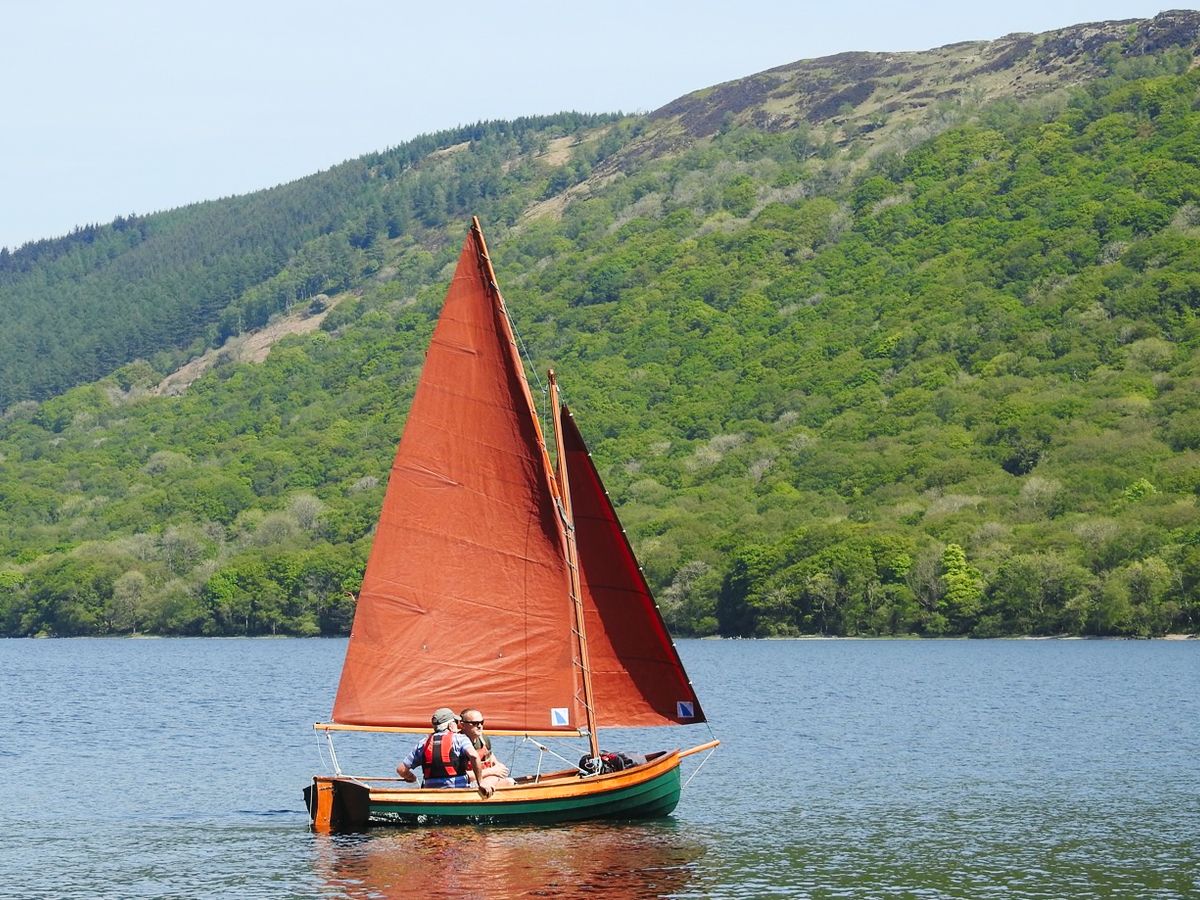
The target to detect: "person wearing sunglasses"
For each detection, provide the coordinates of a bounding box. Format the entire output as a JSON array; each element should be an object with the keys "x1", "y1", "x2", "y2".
[
  {"x1": 395, "y1": 707, "x2": 494, "y2": 798},
  {"x1": 460, "y1": 708, "x2": 514, "y2": 790}
]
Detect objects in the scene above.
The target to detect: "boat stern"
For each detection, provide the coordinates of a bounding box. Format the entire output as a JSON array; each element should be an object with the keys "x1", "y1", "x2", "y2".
[{"x1": 305, "y1": 776, "x2": 371, "y2": 833}]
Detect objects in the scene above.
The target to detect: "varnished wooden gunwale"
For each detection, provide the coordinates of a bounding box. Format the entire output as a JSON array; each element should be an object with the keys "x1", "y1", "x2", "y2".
[{"x1": 369, "y1": 749, "x2": 679, "y2": 806}]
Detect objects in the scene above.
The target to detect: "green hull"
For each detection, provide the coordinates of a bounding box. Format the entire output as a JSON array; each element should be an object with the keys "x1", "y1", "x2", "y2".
[
  {"x1": 371, "y1": 766, "x2": 680, "y2": 827},
  {"x1": 307, "y1": 755, "x2": 684, "y2": 830}
]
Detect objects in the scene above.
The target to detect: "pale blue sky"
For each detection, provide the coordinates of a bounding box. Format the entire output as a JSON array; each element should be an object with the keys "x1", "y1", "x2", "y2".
[{"x1": 1, "y1": 1, "x2": 1186, "y2": 251}]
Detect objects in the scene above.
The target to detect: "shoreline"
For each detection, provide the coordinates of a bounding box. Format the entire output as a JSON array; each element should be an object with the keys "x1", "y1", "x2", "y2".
[
  {"x1": 700, "y1": 633, "x2": 1198, "y2": 641},
  {"x1": 10, "y1": 632, "x2": 1198, "y2": 641}
]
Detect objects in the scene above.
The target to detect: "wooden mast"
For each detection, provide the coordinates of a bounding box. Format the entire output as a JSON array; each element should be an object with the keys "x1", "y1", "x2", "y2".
[
  {"x1": 470, "y1": 216, "x2": 599, "y2": 756},
  {"x1": 549, "y1": 369, "x2": 601, "y2": 761}
]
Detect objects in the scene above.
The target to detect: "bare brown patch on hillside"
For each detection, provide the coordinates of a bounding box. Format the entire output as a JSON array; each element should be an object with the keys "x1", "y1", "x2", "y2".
[
  {"x1": 519, "y1": 171, "x2": 623, "y2": 224},
  {"x1": 540, "y1": 136, "x2": 576, "y2": 166},
  {"x1": 518, "y1": 12, "x2": 1200, "y2": 227},
  {"x1": 153, "y1": 294, "x2": 347, "y2": 396},
  {"x1": 619, "y1": 12, "x2": 1200, "y2": 167},
  {"x1": 430, "y1": 141, "x2": 470, "y2": 159}
]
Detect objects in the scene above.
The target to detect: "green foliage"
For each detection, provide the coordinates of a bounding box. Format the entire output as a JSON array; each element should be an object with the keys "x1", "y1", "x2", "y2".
[
  {"x1": 0, "y1": 113, "x2": 618, "y2": 408},
  {"x1": 3, "y1": 59, "x2": 1200, "y2": 638},
  {"x1": 716, "y1": 544, "x2": 781, "y2": 636}
]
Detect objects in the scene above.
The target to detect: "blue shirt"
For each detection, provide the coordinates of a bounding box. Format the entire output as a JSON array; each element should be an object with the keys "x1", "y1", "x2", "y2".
[{"x1": 402, "y1": 731, "x2": 474, "y2": 788}]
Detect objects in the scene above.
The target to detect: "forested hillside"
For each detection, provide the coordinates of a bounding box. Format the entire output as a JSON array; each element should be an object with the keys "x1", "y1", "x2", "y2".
[
  {"x1": 2, "y1": 13, "x2": 1200, "y2": 639},
  {"x1": 0, "y1": 114, "x2": 617, "y2": 407}
]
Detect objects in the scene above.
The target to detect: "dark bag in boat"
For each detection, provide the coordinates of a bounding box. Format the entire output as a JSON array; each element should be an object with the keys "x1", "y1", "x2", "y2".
[{"x1": 579, "y1": 751, "x2": 646, "y2": 775}]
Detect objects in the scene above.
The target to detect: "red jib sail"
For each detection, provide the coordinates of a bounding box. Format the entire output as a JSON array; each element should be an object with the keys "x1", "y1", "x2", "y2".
[
  {"x1": 331, "y1": 223, "x2": 581, "y2": 733},
  {"x1": 559, "y1": 407, "x2": 706, "y2": 728}
]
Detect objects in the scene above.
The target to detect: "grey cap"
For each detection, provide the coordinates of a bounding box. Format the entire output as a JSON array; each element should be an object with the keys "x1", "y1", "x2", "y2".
[{"x1": 431, "y1": 707, "x2": 459, "y2": 730}]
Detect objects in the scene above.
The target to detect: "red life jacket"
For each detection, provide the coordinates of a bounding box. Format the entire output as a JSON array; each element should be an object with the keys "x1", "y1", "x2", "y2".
[
  {"x1": 422, "y1": 732, "x2": 462, "y2": 779},
  {"x1": 474, "y1": 734, "x2": 496, "y2": 769}
]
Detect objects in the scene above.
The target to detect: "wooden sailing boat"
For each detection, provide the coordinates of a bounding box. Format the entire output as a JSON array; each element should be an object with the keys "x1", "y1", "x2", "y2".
[{"x1": 306, "y1": 218, "x2": 717, "y2": 830}]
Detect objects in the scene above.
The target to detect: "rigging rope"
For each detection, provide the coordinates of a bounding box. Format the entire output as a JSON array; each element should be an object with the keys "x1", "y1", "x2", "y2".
[
  {"x1": 501, "y1": 294, "x2": 557, "y2": 446},
  {"x1": 507, "y1": 306, "x2": 546, "y2": 400},
  {"x1": 683, "y1": 745, "x2": 718, "y2": 788},
  {"x1": 521, "y1": 736, "x2": 593, "y2": 775},
  {"x1": 683, "y1": 723, "x2": 721, "y2": 787},
  {"x1": 478, "y1": 236, "x2": 550, "y2": 436}
]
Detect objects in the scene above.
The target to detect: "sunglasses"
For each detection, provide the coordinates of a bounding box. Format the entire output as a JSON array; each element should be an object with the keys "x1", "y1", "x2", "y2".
[{"x1": 462, "y1": 719, "x2": 484, "y2": 726}]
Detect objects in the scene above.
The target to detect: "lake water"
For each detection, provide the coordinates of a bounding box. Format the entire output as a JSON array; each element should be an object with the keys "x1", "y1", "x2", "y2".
[{"x1": 0, "y1": 638, "x2": 1196, "y2": 898}]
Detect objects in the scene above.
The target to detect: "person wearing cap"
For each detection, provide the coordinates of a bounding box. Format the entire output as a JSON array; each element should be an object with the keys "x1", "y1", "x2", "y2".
[
  {"x1": 459, "y1": 708, "x2": 515, "y2": 790},
  {"x1": 395, "y1": 707, "x2": 494, "y2": 798}
]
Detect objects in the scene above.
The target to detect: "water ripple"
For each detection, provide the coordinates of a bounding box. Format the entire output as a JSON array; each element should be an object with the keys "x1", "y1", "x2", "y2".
[{"x1": 1, "y1": 637, "x2": 1196, "y2": 898}]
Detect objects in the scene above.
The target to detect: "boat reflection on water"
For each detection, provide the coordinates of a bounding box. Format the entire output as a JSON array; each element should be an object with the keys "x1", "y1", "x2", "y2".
[{"x1": 311, "y1": 820, "x2": 706, "y2": 898}]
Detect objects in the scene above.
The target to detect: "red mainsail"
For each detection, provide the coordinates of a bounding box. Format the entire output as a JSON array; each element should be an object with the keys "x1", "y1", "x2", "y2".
[{"x1": 331, "y1": 223, "x2": 581, "y2": 732}]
